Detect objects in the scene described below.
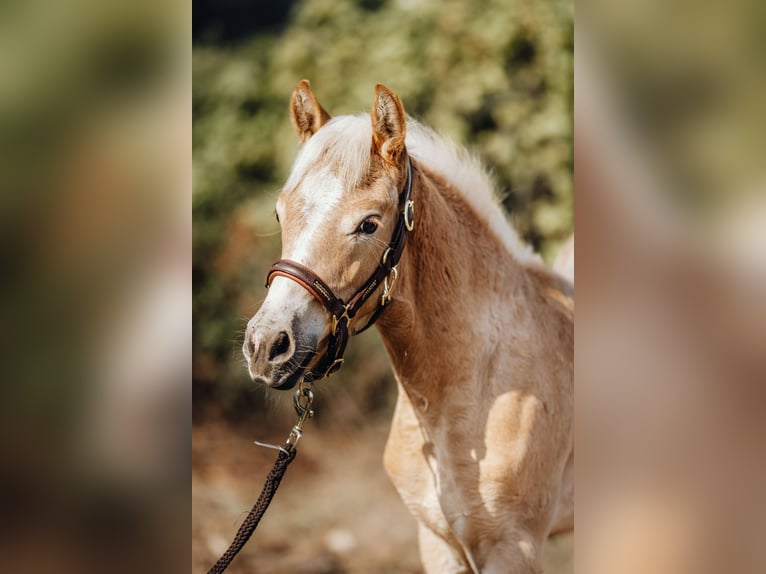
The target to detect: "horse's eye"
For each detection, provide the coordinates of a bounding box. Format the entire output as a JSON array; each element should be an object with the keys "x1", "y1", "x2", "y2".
[{"x1": 357, "y1": 220, "x2": 378, "y2": 235}]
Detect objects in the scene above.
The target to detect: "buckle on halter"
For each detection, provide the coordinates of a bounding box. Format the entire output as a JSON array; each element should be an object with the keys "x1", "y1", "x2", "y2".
[
  {"x1": 381, "y1": 266, "x2": 399, "y2": 306},
  {"x1": 325, "y1": 358, "x2": 344, "y2": 378},
  {"x1": 331, "y1": 306, "x2": 351, "y2": 336},
  {"x1": 404, "y1": 200, "x2": 415, "y2": 231}
]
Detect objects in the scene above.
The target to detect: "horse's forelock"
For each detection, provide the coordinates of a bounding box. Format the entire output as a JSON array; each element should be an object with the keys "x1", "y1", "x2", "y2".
[{"x1": 285, "y1": 115, "x2": 373, "y2": 195}]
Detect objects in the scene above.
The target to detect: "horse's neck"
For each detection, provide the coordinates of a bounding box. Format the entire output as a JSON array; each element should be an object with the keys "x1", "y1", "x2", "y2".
[{"x1": 375, "y1": 164, "x2": 535, "y2": 411}]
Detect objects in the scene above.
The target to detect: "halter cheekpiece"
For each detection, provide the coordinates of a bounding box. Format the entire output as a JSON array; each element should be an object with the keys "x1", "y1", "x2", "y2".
[{"x1": 266, "y1": 157, "x2": 415, "y2": 380}]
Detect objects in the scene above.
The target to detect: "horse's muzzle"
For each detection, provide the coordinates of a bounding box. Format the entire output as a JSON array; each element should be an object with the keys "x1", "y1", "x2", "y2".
[{"x1": 243, "y1": 325, "x2": 317, "y2": 391}]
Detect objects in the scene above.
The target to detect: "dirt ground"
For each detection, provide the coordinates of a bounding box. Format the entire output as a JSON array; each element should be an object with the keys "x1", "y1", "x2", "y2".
[{"x1": 192, "y1": 415, "x2": 573, "y2": 574}]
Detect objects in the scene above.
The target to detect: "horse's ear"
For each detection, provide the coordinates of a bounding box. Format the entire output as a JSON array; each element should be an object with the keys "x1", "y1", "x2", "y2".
[
  {"x1": 290, "y1": 79, "x2": 331, "y2": 142},
  {"x1": 371, "y1": 84, "x2": 406, "y2": 164}
]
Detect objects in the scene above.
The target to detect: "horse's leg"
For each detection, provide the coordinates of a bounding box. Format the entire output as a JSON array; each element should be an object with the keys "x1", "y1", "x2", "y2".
[
  {"x1": 418, "y1": 522, "x2": 472, "y2": 574},
  {"x1": 479, "y1": 528, "x2": 543, "y2": 574},
  {"x1": 550, "y1": 449, "x2": 575, "y2": 535},
  {"x1": 385, "y1": 388, "x2": 473, "y2": 572}
]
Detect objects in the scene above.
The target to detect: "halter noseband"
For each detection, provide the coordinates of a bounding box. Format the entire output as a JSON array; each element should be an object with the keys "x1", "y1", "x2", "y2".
[{"x1": 265, "y1": 158, "x2": 414, "y2": 381}]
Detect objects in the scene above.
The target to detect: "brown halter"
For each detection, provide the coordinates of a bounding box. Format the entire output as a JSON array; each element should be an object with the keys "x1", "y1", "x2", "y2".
[{"x1": 266, "y1": 157, "x2": 414, "y2": 381}]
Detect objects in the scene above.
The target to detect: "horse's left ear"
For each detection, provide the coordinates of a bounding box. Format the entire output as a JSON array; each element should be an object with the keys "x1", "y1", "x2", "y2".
[{"x1": 371, "y1": 84, "x2": 406, "y2": 164}]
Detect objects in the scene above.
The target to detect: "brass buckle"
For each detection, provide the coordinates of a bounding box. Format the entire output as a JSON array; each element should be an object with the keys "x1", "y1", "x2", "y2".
[
  {"x1": 404, "y1": 200, "x2": 415, "y2": 231},
  {"x1": 324, "y1": 358, "x2": 344, "y2": 378},
  {"x1": 381, "y1": 266, "x2": 399, "y2": 306},
  {"x1": 331, "y1": 305, "x2": 351, "y2": 336}
]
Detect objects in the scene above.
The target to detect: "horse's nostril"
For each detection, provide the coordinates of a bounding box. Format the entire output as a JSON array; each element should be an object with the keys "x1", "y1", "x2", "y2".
[
  {"x1": 246, "y1": 338, "x2": 256, "y2": 358},
  {"x1": 268, "y1": 331, "x2": 291, "y2": 361}
]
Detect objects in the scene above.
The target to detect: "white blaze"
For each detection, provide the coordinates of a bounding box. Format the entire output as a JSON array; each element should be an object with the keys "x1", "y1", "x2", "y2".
[{"x1": 284, "y1": 168, "x2": 345, "y2": 264}]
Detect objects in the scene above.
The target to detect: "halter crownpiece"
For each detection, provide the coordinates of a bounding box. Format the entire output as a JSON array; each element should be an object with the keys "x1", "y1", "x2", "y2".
[{"x1": 266, "y1": 157, "x2": 414, "y2": 380}]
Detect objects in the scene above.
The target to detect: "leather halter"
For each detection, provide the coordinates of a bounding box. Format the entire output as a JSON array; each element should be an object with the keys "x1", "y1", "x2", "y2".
[{"x1": 266, "y1": 158, "x2": 414, "y2": 380}]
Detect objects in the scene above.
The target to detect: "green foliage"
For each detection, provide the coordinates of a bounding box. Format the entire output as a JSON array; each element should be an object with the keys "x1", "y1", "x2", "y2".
[{"x1": 193, "y1": 0, "x2": 573, "y2": 416}]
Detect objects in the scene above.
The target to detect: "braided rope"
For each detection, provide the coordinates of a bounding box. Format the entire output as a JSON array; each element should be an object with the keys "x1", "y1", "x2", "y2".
[{"x1": 207, "y1": 447, "x2": 298, "y2": 574}]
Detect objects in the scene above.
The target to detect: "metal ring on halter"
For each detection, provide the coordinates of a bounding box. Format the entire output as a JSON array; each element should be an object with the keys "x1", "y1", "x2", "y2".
[
  {"x1": 324, "y1": 358, "x2": 344, "y2": 378},
  {"x1": 293, "y1": 381, "x2": 314, "y2": 418},
  {"x1": 404, "y1": 200, "x2": 415, "y2": 231},
  {"x1": 381, "y1": 247, "x2": 392, "y2": 266}
]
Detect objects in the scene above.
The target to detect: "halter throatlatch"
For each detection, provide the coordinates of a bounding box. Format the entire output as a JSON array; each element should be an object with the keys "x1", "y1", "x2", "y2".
[{"x1": 266, "y1": 157, "x2": 414, "y2": 380}]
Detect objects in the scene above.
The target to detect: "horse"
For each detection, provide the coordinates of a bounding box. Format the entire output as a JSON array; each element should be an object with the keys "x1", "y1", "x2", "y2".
[{"x1": 243, "y1": 80, "x2": 574, "y2": 573}]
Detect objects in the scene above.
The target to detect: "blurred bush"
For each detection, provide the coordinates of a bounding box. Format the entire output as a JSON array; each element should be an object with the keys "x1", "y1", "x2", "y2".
[
  {"x1": 576, "y1": 2, "x2": 766, "y2": 573},
  {"x1": 0, "y1": 1, "x2": 189, "y2": 572},
  {"x1": 580, "y1": 0, "x2": 766, "y2": 216},
  {"x1": 193, "y1": 0, "x2": 573, "y2": 419}
]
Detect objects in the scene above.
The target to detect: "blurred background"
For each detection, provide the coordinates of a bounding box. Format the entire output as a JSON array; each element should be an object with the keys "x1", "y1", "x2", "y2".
[
  {"x1": 0, "y1": 0, "x2": 189, "y2": 573},
  {"x1": 192, "y1": 0, "x2": 573, "y2": 572},
  {"x1": 3, "y1": 0, "x2": 761, "y2": 572},
  {"x1": 576, "y1": 1, "x2": 766, "y2": 573}
]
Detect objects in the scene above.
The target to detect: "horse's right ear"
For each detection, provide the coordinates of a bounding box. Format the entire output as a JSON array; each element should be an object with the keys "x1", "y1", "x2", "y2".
[{"x1": 290, "y1": 79, "x2": 331, "y2": 142}]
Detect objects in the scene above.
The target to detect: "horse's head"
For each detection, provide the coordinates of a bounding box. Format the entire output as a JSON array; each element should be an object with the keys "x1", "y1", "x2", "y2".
[{"x1": 244, "y1": 80, "x2": 411, "y2": 389}]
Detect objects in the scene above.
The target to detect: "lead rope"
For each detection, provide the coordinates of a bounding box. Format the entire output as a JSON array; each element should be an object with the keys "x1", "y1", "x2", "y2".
[{"x1": 206, "y1": 381, "x2": 315, "y2": 574}]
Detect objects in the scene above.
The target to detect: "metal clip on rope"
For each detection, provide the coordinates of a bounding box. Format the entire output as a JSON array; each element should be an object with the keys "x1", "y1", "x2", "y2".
[
  {"x1": 285, "y1": 380, "x2": 314, "y2": 451},
  {"x1": 254, "y1": 379, "x2": 314, "y2": 455}
]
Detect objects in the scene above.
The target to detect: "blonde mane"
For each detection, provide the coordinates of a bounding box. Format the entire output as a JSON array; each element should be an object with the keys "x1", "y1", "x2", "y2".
[
  {"x1": 405, "y1": 119, "x2": 539, "y2": 265},
  {"x1": 286, "y1": 114, "x2": 539, "y2": 265}
]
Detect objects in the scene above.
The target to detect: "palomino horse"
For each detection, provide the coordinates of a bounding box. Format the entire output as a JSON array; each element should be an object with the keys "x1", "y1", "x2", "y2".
[{"x1": 243, "y1": 80, "x2": 574, "y2": 573}]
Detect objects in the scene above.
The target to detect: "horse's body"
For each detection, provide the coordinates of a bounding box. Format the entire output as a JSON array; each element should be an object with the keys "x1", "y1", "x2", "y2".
[{"x1": 244, "y1": 81, "x2": 573, "y2": 573}]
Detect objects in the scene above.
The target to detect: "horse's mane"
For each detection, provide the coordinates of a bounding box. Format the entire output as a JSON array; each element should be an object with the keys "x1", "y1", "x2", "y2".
[
  {"x1": 286, "y1": 114, "x2": 539, "y2": 265},
  {"x1": 405, "y1": 119, "x2": 538, "y2": 265}
]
